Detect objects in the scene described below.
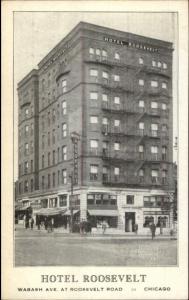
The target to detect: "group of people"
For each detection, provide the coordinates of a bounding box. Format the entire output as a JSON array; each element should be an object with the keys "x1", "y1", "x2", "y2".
[
  {"x1": 36, "y1": 217, "x2": 54, "y2": 233},
  {"x1": 23, "y1": 215, "x2": 34, "y2": 230}
]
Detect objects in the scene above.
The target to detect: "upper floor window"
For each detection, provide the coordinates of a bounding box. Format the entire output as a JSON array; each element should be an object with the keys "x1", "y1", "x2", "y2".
[
  {"x1": 102, "y1": 71, "x2": 109, "y2": 79},
  {"x1": 163, "y1": 63, "x2": 167, "y2": 69},
  {"x1": 89, "y1": 47, "x2": 94, "y2": 55},
  {"x1": 162, "y1": 103, "x2": 167, "y2": 110},
  {"x1": 115, "y1": 53, "x2": 120, "y2": 60},
  {"x1": 102, "y1": 94, "x2": 108, "y2": 102},
  {"x1": 139, "y1": 122, "x2": 144, "y2": 130},
  {"x1": 62, "y1": 146, "x2": 67, "y2": 161},
  {"x1": 53, "y1": 150, "x2": 56, "y2": 165},
  {"x1": 90, "y1": 92, "x2": 98, "y2": 100},
  {"x1": 114, "y1": 96, "x2": 120, "y2": 105},
  {"x1": 31, "y1": 123, "x2": 34, "y2": 135},
  {"x1": 114, "y1": 167, "x2": 120, "y2": 176},
  {"x1": 42, "y1": 176, "x2": 45, "y2": 189},
  {"x1": 152, "y1": 60, "x2": 156, "y2": 67},
  {"x1": 90, "y1": 165, "x2": 98, "y2": 181},
  {"x1": 25, "y1": 108, "x2": 29, "y2": 117},
  {"x1": 62, "y1": 79, "x2": 67, "y2": 93},
  {"x1": 151, "y1": 123, "x2": 158, "y2": 136},
  {"x1": 139, "y1": 100, "x2": 144, "y2": 108},
  {"x1": 24, "y1": 161, "x2": 28, "y2": 173},
  {"x1": 113, "y1": 74, "x2": 120, "y2": 82},
  {"x1": 25, "y1": 125, "x2": 29, "y2": 135},
  {"x1": 24, "y1": 180, "x2": 28, "y2": 193},
  {"x1": 139, "y1": 57, "x2": 144, "y2": 65},
  {"x1": 62, "y1": 100, "x2": 67, "y2": 115},
  {"x1": 139, "y1": 169, "x2": 144, "y2": 177},
  {"x1": 162, "y1": 82, "x2": 167, "y2": 89},
  {"x1": 48, "y1": 132, "x2": 50, "y2": 146},
  {"x1": 151, "y1": 101, "x2": 158, "y2": 109},
  {"x1": 42, "y1": 155, "x2": 45, "y2": 168},
  {"x1": 31, "y1": 179, "x2": 34, "y2": 192},
  {"x1": 62, "y1": 169, "x2": 67, "y2": 184},
  {"x1": 102, "y1": 117, "x2": 108, "y2": 125},
  {"x1": 157, "y1": 61, "x2": 162, "y2": 68},
  {"x1": 162, "y1": 124, "x2": 168, "y2": 132},
  {"x1": 151, "y1": 146, "x2": 158, "y2": 154},
  {"x1": 138, "y1": 145, "x2": 144, "y2": 153},
  {"x1": 114, "y1": 142, "x2": 120, "y2": 151},
  {"x1": 96, "y1": 49, "x2": 101, "y2": 56},
  {"x1": 48, "y1": 174, "x2": 51, "y2": 188},
  {"x1": 151, "y1": 80, "x2": 158, "y2": 87},
  {"x1": 102, "y1": 50, "x2": 107, "y2": 58},
  {"x1": 139, "y1": 79, "x2": 144, "y2": 86},
  {"x1": 90, "y1": 139, "x2": 98, "y2": 149},
  {"x1": 30, "y1": 141, "x2": 34, "y2": 153},
  {"x1": 151, "y1": 169, "x2": 159, "y2": 183},
  {"x1": 90, "y1": 116, "x2": 98, "y2": 124},
  {"x1": 48, "y1": 112, "x2": 51, "y2": 126},
  {"x1": 127, "y1": 195, "x2": 134, "y2": 205},
  {"x1": 62, "y1": 123, "x2": 67, "y2": 137},
  {"x1": 42, "y1": 135, "x2": 45, "y2": 149},
  {"x1": 90, "y1": 69, "x2": 98, "y2": 77},
  {"x1": 162, "y1": 146, "x2": 167, "y2": 160},
  {"x1": 48, "y1": 152, "x2": 51, "y2": 166},
  {"x1": 114, "y1": 119, "x2": 120, "y2": 127},
  {"x1": 52, "y1": 173, "x2": 56, "y2": 187},
  {"x1": 25, "y1": 143, "x2": 29, "y2": 155}
]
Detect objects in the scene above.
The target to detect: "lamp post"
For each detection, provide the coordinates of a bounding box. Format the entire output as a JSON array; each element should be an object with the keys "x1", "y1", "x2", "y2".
[{"x1": 69, "y1": 132, "x2": 80, "y2": 233}]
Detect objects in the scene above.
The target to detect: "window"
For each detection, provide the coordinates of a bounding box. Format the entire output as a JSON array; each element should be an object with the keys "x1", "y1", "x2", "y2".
[
  {"x1": 139, "y1": 122, "x2": 144, "y2": 135},
  {"x1": 114, "y1": 167, "x2": 120, "y2": 180},
  {"x1": 138, "y1": 145, "x2": 144, "y2": 159},
  {"x1": 62, "y1": 80, "x2": 67, "y2": 93},
  {"x1": 89, "y1": 47, "x2": 94, "y2": 55},
  {"x1": 90, "y1": 116, "x2": 98, "y2": 124},
  {"x1": 48, "y1": 112, "x2": 51, "y2": 126},
  {"x1": 114, "y1": 119, "x2": 120, "y2": 127},
  {"x1": 102, "y1": 94, "x2": 108, "y2": 104},
  {"x1": 114, "y1": 142, "x2": 120, "y2": 151},
  {"x1": 102, "y1": 117, "x2": 108, "y2": 125},
  {"x1": 90, "y1": 69, "x2": 98, "y2": 77},
  {"x1": 162, "y1": 170, "x2": 167, "y2": 184},
  {"x1": 31, "y1": 179, "x2": 34, "y2": 192},
  {"x1": 31, "y1": 160, "x2": 33, "y2": 172},
  {"x1": 114, "y1": 74, "x2": 120, "y2": 82},
  {"x1": 53, "y1": 172, "x2": 56, "y2": 187},
  {"x1": 59, "y1": 195, "x2": 67, "y2": 207},
  {"x1": 162, "y1": 103, "x2": 167, "y2": 110},
  {"x1": 163, "y1": 63, "x2": 167, "y2": 69},
  {"x1": 57, "y1": 147, "x2": 60, "y2": 162},
  {"x1": 42, "y1": 176, "x2": 45, "y2": 189},
  {"x1": 19, "y1": 182, "x2": 22, "y2": 194},
  {"x1": 152, "y1": 60, "x2": 156, "y2": 67},
  {"x1": 30, "y1": 141, "x2": 34, "y2": 154},
  {"x1": 25, "y1": 125, "x2": 29, "y2": 135},
  {"x1": 48, "y1": 174, "x2": 51, "y2": 188},
  {"x1": 102, "y1": 166, "x2": 109, "y2": 182},
  {"x1": 62, "y1": 100, "x2": 67, "y2": 115},
  {"x1": 25, "y1": 108, "x2": 29, "y2": 117},
  {"x1": 90, "y1": 139, "x2": 98, "y2": 149},
  {"x1": 90, "y1": 165, "x2": 98, "y2": 180},
  {"x1": 52, "y1": 129, "x2": 55, "y2": 144},
  {"x1": 144, "y1": 216, "x2": 154, "y2": 227},
  {"x1": 96, "y1": 49, "x2": 101, "y2": 56},
  {"x1": 162, "y1": 124, "x2": 168, "y2": 132},
  {"x1": 151, "y1": 169, "x2": 159, "y2": 183},
  {"x1": 115, "y1": 53, "x2": 120, "y2": 60},
  {"x1": 151, "y1": 123, "x2": 158, "y2": 136},
  {"x1": 151, "y1": 102, "x2": 158, "y2": 109},
  {"x1": 62, "y1": 169, "x2": 67, "y2": 184},
  {"x1": 151, "y1": 80, "x2": 158, "y2": 87},
  {"x1": 162, "y1": 146, "x2": 167, "y2": 160},
  {"x1": 157, "y1": 61, "x2": 162, "y2": 68},
  {"x1": 52, "y1": 109, "x2": 56, "y2": 122},
  {"x1": 102, "y1": 50, "x2": 107, "y2": 58},
  {"x1": 42, "y1": 135, "x2": 45, "y2": 149},
  {"x1": 139, "y1": 79, "x2": 144, "y2": 86},
  {"x1": 41, "y1": 116, "x2": 45, "y2": 130},
  {"x1": 25, "y1": 143, "x2": 29, "y2": 155},
  {"x1": 42, "y1": 155, "x2": 45, "y2": 168},
  {"x1": 139, "y1": 100, "x2": 144, "y2": 108},
  {"x1": 139, "y1": 57, "x2": 144, "y2": 65},
  {"x1": 48, "y1": 132, "x2": 50, "y2": 145},
  {"x1": 48, "y1": 152, "x2": 51, "y2": 166},
  {"x1": 90, "y1": 92, "x2": 98, "y2": 100},
  {"x1": 24, "y1": 180, "x2": 28, "y2": 192},
  {"x1": 114, "y1": 96, "x2": 120, "y2": 105},
  {"x1": 31, "y1": 106, "x2": 34, "y2": 116},
  {"x1": 19, "y1": 164, "x2": 22, "y2": 176},
  {"x1": 139, "y1": 169, "x2": 144, "y2": 182},
  {"x1": 57, "y1": 170, "x2": 60, "y2": 185},
  {"x1": 102, "y1": 141, "x2": 109, "y2": 155},
  {"x1": 102, "y1": 71, "x2": 109, "y2": 79},
  {"x1": 162, "y1": 82, "x2": 167, "y2": 89},
  {"x1": 24, "y1": 161, "x2": 28, "y2": 174},
  {"x1": 52, "y1": 150, "x2": 56, "y2": 165},
  {"x1": 62, "y1": 146, "x2": 67, "y2": 161},
  {"x1": 62, "y1": 123, "x2": 67, "y2": 137},
  {"x1": 151, "y1": 146, "x2": 158, "y2": 160},
  {"x1": 127, "y1": 195, "x2": 134, "y2": 205}
]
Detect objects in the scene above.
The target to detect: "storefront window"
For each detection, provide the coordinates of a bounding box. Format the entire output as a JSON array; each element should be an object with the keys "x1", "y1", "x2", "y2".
[
  {"x1": 59, "y1": 195, "x2": 67, "y2": 207},
  {"x1": 143, "y1": 216, "x2": 154, "y2": 227}
]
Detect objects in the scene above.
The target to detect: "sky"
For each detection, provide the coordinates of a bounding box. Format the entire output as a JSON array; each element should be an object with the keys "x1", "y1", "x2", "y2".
[{"x1": 14, "y1": 12, "x2": 178, "y2": 180}]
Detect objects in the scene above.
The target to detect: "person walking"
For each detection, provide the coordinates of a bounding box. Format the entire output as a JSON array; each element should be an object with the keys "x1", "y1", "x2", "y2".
[
  {"x1": 150, "y1": 222, "x2": 156, "y2": 240},
  {"x1": 31, "y1": 217, "x2": 34, "y2": 230},
  {"x1": 160, "y1": 220, "x2": 163, "y2": 235},
  {"x1": 134, "y1": 223, "x2": 138, "y2": 234},
  {"x1": 102, "y1": 221, "x2": 107, "y2": 235}
]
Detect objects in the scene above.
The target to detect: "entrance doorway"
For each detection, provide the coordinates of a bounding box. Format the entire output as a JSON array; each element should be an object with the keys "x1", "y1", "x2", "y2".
[{"x1": 125, "y1": 212, "x2": 135, "y2": 232}]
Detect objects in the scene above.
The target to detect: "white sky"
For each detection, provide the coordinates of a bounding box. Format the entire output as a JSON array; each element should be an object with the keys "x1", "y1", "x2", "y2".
[{"x1": 14, "y1": 12, "x2": 178, "y2": 180}]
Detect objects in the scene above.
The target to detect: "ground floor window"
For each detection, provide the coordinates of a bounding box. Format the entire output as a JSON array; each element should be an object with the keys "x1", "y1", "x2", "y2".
[
  {"x1": 143, "y1": 216, "x2": 154, "y2": 227},
  {"x1": 143, "y1": 214, "x2": 169, "y2": 227},
  {"x1": 88, "y1": 216, "x2": 118, "y2": 228}
]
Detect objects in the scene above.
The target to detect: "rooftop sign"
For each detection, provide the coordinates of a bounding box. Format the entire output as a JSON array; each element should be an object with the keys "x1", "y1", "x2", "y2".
[{"x1": 104, "y1": 36, "x2": 159, "y2": 52}]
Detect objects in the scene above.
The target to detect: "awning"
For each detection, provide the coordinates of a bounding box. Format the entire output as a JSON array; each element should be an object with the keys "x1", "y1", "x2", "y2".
[
  {"x1": 88, "y1": 210, "x2": 119, "y2": 217},
  {"x1": 64, "y1": 210, "x2": 79, "y2": 216},
  {"x1": 15, "y1": 205, "x2": 31, "y2": 211},
  {"x1": 36, "y1": 208, "x2": 67, "y2": 216}
]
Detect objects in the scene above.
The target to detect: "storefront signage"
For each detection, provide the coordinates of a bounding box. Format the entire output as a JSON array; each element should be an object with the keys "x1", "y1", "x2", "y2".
[{"x1": 104, "y1": 36, "x2": 159, "y2": 52}]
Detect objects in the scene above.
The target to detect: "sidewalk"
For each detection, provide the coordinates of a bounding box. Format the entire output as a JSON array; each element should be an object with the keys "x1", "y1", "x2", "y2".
[{"x1": 15, "y1": 225, "x2": 177, "y2": 240}]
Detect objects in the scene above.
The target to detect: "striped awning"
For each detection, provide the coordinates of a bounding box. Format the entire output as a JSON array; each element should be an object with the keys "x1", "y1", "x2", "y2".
[
  {"x1": 36, "y1": 207, "x2": 67, "y2": 216},
  {"x1": 88, "y1": 210, "x2": 119, "y2": 217}
]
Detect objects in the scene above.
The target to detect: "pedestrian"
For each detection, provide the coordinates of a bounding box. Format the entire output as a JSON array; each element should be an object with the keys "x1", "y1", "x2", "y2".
[
  {"x1": 150, "y1": 222, "x2": 156, "y2": 240},
  {"x1": 44, "y1": 217, "x2": 48, "y2": 230},
  {"x1": 31, "y1": 217, "x2": 34, "y2": 230},
  {"x1": 160, "y1": 220, "x2": 163, "y2": 235},
  {"x1": 102, "y1": 221, "x2": 107, "y2": 234},
  {"x1": 134, "y1": 223, "x2": 138, "y2": 234},
  {"x1": 23, "y1": 214, "x2": 26, "y2": 228}
]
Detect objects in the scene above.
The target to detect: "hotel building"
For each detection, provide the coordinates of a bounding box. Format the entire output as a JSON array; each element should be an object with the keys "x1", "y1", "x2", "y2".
[{"x1": 16, "y1": 22, "x2": 174, "y2": 233}]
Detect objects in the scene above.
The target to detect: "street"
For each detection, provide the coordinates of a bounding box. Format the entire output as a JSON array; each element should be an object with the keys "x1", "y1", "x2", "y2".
[{"x1": 15, "y1": 227, "x2": 177, "y2": 267}]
